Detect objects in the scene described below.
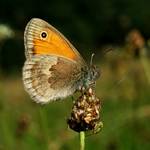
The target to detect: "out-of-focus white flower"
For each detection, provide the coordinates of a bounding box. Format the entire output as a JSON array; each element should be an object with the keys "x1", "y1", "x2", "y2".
[{"x1": 0, "y1": 24, "x2": 15, "y2": 41}]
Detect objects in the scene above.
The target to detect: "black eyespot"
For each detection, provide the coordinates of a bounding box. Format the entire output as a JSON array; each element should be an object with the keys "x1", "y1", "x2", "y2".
[{"x1": 41, "y1": 31, "x2": 47, "y2": 38}]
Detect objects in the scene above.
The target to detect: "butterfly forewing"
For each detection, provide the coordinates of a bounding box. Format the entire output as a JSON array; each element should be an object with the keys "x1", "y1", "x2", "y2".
[{"x1": 24, "y1": 18, "x2": 86, "y2": 65}]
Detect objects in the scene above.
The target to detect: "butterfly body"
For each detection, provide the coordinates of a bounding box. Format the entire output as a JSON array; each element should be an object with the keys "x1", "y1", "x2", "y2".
[{"x1": 23, "y1": 18, "x2": 99, "y2": 104}]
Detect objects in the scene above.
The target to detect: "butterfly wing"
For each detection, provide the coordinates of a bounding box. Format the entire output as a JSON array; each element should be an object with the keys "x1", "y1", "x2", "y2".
[
  {"x1": 24, "y1": 18, "x2": 86, "y2": 65},
  {"x1": 23, "y1": 56, "x2": 84, "y2": 104},
  {"x1": 23, "y1": 18, "x2": 87, "y2": 104}
]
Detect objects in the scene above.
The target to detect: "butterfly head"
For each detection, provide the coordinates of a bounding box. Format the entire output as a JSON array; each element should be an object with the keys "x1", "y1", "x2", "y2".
[
  {"x1": 89, "y1": 65, "x2": 100, "y2": 81},
  {"x1": 88, "y1": 65, "x2": 100, "y2": 85},
  {"x1": 86, "y1": 53, "x2": 100, "y2": 87},
  {"x1": 81, "y1": 65, "x2": 100, "y2": 90}
]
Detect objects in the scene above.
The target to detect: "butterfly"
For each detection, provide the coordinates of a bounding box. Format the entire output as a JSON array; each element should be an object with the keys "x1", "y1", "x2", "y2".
[{"x1": 23, "y1": 18, "x2": 100, "y2": 104}]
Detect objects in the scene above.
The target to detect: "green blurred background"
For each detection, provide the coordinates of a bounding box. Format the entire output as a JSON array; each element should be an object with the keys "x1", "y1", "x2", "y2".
[{"x1": 0, "y1": 0, "x2": 150, "y2": 149}]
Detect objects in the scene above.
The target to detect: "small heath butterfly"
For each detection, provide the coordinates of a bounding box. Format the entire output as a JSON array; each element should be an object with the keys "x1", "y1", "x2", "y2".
[{"x1": 23, "y1": 18, "x2": 100, "y2": 104}]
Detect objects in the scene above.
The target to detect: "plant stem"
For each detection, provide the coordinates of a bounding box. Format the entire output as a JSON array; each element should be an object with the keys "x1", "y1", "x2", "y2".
[
  {"x1": 80, "y1": 131, "x2": 85, "y2": 150},
  {"x1": 140, "y1": 55, "x2": 150, "y2": 85}
]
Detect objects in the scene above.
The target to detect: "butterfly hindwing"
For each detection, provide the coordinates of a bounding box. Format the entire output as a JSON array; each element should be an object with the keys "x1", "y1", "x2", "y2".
[{"x1": 23, "y1": 55, "x2": 83, "y2": 103}]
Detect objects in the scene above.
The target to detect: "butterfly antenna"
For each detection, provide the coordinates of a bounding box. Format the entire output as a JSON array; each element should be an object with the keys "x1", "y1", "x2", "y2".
[{"x1": 90, "y1": 53, "x2": 95, "y2": 66}]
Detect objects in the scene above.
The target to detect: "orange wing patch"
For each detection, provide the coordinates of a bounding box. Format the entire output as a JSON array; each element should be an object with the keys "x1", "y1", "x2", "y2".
[{"x1": 33, "y1": 28, "x2": 77, "y2": 61}]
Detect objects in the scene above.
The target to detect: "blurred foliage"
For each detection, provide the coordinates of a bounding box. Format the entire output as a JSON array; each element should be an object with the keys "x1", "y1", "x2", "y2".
[
  {"x1": 1, "y1": 0, "x2": 150, "y2": 72},
  {"x1": 0, "y1": 54, "x2": 150, "y2": 149},
  {"x1": 0, "y1": 0, "x2": 150, "y2": 150}
]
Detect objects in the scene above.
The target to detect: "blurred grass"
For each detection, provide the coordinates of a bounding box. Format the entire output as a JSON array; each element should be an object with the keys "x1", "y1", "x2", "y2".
[{"x1": 0, "y1": 54, "x2": 150, "y2": 150}]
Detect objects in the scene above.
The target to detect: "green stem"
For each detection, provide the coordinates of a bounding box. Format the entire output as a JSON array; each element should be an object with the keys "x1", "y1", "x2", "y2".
[
  {"x1": 80, "y1": 131, "x2": 85, "y2": 150},
  {"x1": 140, "y1": 54, "x2": 150, "y2": 85}
]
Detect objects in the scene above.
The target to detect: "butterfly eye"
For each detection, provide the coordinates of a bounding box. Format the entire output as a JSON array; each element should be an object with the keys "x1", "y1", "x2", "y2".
[{"x1": 40, "y1": 31, "x2": 48, "y2": 40}]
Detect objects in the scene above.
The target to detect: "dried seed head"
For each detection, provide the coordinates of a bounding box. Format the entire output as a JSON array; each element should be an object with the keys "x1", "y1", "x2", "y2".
[{"x1": 67, "y1": 87, "x2": 102, "y2": 133}]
